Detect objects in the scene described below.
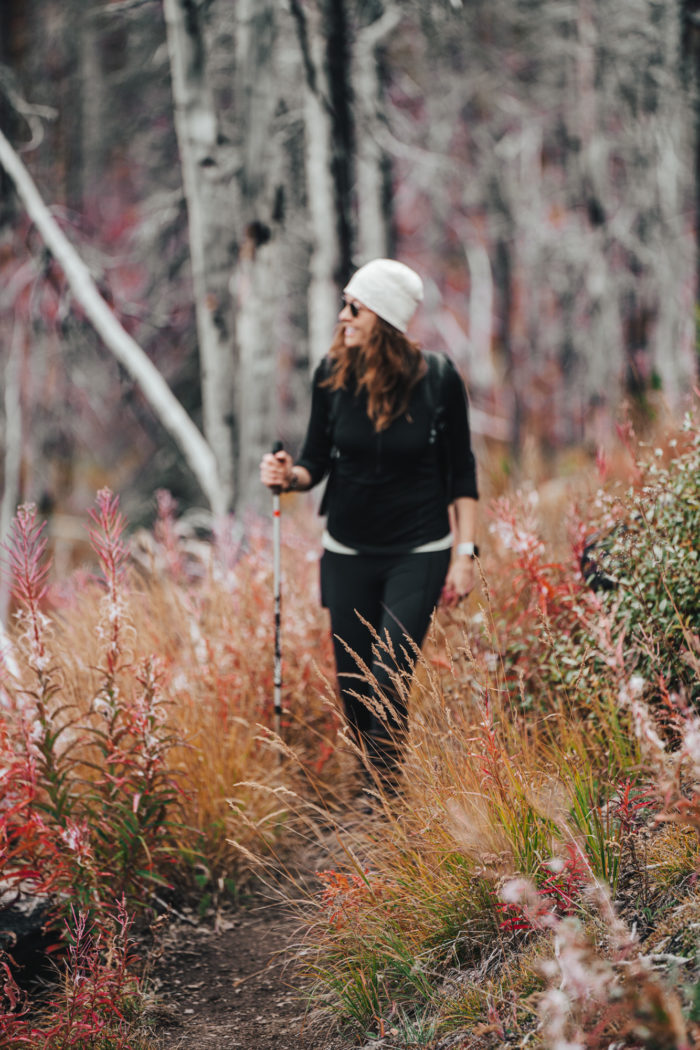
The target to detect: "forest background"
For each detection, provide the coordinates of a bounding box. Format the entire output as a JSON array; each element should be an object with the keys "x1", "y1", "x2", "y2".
[{"x1": 1, "y1": 0, "x2": 699, "y2": 556}]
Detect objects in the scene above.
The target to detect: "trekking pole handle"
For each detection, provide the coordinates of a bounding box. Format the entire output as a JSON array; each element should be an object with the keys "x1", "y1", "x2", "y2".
[{"x1": 271, "y1": 440, "x2": 284, "y2": 495}]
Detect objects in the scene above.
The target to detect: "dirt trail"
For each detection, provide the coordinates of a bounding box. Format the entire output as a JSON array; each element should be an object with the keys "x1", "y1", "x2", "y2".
[
  {"x1": 149, "y1": 803, "x2": 373, "y2": 1050},
  {"x1": 151, "y1": 895, "x2": 352, "y2": 1050},
  {"x1": 149, "y1": 785, "x2": 388, "y2": 1050}
]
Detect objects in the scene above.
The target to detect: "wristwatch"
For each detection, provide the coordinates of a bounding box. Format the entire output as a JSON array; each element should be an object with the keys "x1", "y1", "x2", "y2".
[
  {"x1": 455, "y1": 542, "x2": 479, "y2": 558},
  {"x1": 286, "y1": 468, "x2": 300, "y2": 491}
]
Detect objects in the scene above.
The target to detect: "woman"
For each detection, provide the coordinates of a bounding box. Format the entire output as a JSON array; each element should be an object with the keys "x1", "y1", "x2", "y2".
[{"x1": 260, "y1": 258, "x2": 478, "y2": 778}]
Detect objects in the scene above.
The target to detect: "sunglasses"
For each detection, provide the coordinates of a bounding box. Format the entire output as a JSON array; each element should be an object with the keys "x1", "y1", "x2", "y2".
[{"x1": 341, "y1": 298, "x2": 362, "y2": 318}]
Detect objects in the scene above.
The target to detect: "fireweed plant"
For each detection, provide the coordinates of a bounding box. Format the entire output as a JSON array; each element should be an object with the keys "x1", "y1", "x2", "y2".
[
  {"x1": 0, "y1": 486, "x2": 340, "y2": 1037},
  {"x1": 126, "y1": 491, "x2": 340, "y2": 893},
  {"x1": 295, "y1": 415, "x2": 700, "y2": 1047},
  {"x1": 0, "y1": 899, "x2": 154, "y2": 1049},
  {"x1": 1, "y1": 490, "x2": 338, "y2": 903},
  {"x1": 0, "y1": 490, "x2": 338, "y2": 1043},
  {"x1": 0, "y1": 496, "x2": 175, "y2": 1044},
  {"x1": 0, "y1": 493, "x2": 183, "y2": 915},
  {"x1": 488, "y1": 418, "x2": 700, "y2": 712}
]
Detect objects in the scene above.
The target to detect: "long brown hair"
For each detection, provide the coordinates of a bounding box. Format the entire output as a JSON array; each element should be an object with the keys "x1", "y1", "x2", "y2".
[{"x1": 322, "y1": 317, "x2": 426, "y2": 432}]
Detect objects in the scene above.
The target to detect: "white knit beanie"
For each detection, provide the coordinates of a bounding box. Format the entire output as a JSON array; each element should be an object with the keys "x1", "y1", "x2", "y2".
[{"x1": 344, "y1": 258, "x2": 424, "y2": 333}]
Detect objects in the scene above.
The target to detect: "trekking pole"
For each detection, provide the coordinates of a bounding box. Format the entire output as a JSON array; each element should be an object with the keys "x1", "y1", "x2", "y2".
[{"x1": 271, "y1": 441, "x2": 283, "y2": 740}]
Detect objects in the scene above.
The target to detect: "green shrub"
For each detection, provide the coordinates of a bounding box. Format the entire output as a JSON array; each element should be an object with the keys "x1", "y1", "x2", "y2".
[{"x1": 594, "y1": 426, "x2": 699, "y2": 700}]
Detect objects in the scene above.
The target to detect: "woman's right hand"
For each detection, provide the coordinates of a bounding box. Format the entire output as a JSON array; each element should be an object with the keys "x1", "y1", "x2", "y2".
[{"x1": 260, "y1": 450, "x2": 294, "y2": 490}]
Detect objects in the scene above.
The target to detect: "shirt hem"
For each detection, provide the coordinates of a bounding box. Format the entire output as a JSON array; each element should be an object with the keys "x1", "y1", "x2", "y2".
[{"x1": 322, "y1": 530, "x2": 453, "y2": 556}]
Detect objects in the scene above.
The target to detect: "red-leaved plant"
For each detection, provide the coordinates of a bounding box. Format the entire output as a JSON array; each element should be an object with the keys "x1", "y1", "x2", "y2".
[
  {"x1": 0, "y1": 492, "x2": 184, "y2": 1044},
  {"x1": 0, "y1": 899, "x2": 149, "y2": 1049},
  {"x1": 0, "y1": 493, "x2": 182, "y2": 915}
]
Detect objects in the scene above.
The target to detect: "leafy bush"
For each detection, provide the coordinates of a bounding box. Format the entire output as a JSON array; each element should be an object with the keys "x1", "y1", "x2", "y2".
[
  {"x1": 485, "y1": 417, "x2": 699, "y2": 712},
  {"x1": 590, "y1": 425, "x2": 700, "y2": 700}
]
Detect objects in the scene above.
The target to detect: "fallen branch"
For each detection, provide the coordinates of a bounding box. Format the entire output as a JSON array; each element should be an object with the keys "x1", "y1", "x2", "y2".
[{"x1": 0, "y1": 127, "x2": 224, "y2": 517}]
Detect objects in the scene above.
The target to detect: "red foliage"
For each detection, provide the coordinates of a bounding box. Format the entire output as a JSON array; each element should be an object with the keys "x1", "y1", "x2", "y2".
[
  {"x1": 317, "y1": 869, "x2": 380, "y2": 930},
  {"x1": 496, "y1": 845, "x2": 589, "y2": 933},
  {"x1": 2, "y1": 506, "x2": 51, "y2": 669},
  {"x1": 0, "y1": 900, "x2": 142, "y2": 1048}
]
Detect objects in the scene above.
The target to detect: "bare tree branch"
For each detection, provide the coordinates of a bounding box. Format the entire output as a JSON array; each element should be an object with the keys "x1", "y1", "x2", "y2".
[
  {"x1": 0, "y1": 65, "x2": 57, "y2": 150},
  {"x1": 0, "y1": 127, "x2": 225, "y2": 517}
]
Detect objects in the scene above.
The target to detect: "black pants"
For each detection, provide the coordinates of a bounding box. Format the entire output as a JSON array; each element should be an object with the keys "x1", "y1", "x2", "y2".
[{"x1": 320, "y1": 547, "x2": 451, "y2": 766}]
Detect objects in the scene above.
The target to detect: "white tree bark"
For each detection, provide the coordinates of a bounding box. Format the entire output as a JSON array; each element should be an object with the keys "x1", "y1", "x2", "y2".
[
  {"x1": 353, "y1": 7, "x2": 401, "y2": 261},
  {"x1": 464, "y1": 238, "x2": 496, "y2": 390},
  {"x1": 163, "y1": 0, "x2": 236, "y2": 511},
  {"x1": 0, "y1": 126, "x2": 224, "y2": 516},
  {"x1": 575, "y1": 0, "x2": 695, "y2": 410},
  {"x1": 291, "y1": 0, "x2": 341, "y2": 367},
  {"x1": 305, "y1": 69, "x2": 340, "y2": 367},
  {"x1": 230, "y1": 0, "x2": 285, "y2": 506},
  {"x1": 647, "y1": 5, "x2": 695, "y2": 403},
  {"x1": 233, "y1": 231, "x2": 279, "y2": 511}
]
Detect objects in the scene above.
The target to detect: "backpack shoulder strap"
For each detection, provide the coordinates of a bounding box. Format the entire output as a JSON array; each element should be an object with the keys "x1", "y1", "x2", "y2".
[
  {"x1": 423, "y1": 351, "x2": 450, "y2": 445},
  {"x1": 423, "y1": 351, "x2": 454, "y2": 499},
  {"x1": 317, "y1": 356, "x2": 341, "y2": 438}
]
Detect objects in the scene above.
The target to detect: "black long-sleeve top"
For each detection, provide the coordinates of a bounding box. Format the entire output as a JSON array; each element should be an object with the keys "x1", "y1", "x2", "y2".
[{"x1": 296, "y1": 352, "x2": 478, "y2": 554}]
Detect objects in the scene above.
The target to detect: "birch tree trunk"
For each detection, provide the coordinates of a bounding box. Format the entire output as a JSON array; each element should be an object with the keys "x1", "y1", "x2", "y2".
[
  {"x1": 352, "y1": 6, "x2": 401, "y2": 261},
  {"x1": 464, "y1": 237, "x2": 496, "y2": 391},
  {"x1": 574, "y1": 0, "x2": 695, "y2": 411},
  {"x1": 291, "y1": 0, "x2": 342, "y2": 367},
  {"x1": 231, "y1": 0, "x2": 284, "y2": 509},
  {"x1": 162, "y1": 0, "x2": 236, "y2": 512},
  {"x1": 647, "y1": 4, "x2": 695, "y2": 403},
  {"x1": 683, "y1": 0, "x2": 700, "y2": 301},
  {"x1": 0, "y1": 126, "x2": 224, "y2": 516},
  {"x1": 234, "y1": 227, "x2": 279, "y2": 511},
  {"x1": 305, "y1": 81, "x2": 341, "y2": 367}
]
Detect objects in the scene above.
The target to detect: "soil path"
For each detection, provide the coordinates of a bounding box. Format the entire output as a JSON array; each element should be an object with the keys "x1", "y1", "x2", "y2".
[
  {"x1": 151, "y1": 896, "x2": 353, "y2": 1050},
  {"x1": 149, "y1": 814, "x2": 365, "y2": 1050}
]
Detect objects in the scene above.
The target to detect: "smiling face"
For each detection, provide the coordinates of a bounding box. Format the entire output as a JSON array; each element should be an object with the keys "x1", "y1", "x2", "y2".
[{"x1": 339, "y1": 296, "x2": 378, "y2": 350}]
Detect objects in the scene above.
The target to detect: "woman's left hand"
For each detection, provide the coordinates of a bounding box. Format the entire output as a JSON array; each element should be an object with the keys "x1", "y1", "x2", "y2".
[{"x1": 442, "y1": 556, "x2": 476, "y2": 606}]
